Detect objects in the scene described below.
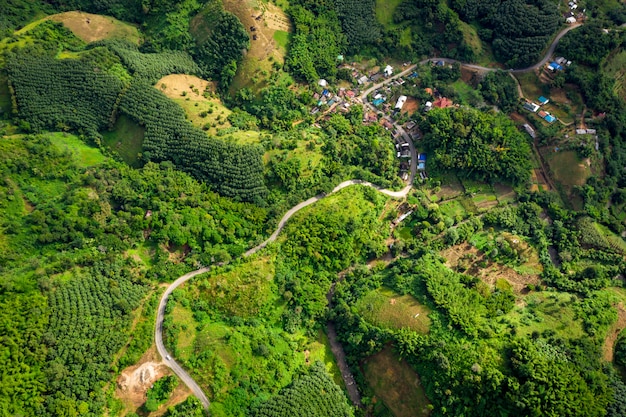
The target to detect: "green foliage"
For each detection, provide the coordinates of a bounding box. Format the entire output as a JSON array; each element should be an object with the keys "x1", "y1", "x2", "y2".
[
  {"x1": 286, "y1": 5, "x2": 345, "y2": 82},
  {"x1": 334, "y1": 0, "x2": 380, "y2": 51},
  {"x1": 321, "y1": 112, "x2": 399, "y2": 183},
  {"x1": 119, "y1": 80, "x2": 268, "y2": 203},
  {"x1": 163, "y1": 396, "x2": 205, "y2": 416},
  {"x1": 100, "y1": 40, "x2": 200, "y2": 83},
  {"x1": 7, "y1": 53, "x2": 123, "y2": 137},
  {"x1": 0, "y1": 293, "x2": 48, "y2": 416},
  {"x1": 479, "y1": 70, "x2": 518, "y2": 113},
  {"x1": 277, "y1": 186, "x2": 388, "y2": 328},
  {"x1": 44, "y1": 260, "x2": 147, "y2": 416},
  {"x1": 421, "y1": 107, "x2": 532, "y2": 185},
  {"x1": 556, "y1": 21, "x2": 623, "y2": 67},
  {"x1": 250, "y1": 361, "x2": 354, "y2": 417},
  {"x1": 192, "y1": 9, "x2": 249, "y2": 89},
  {"x1": 145, "y1": 375, "x2": 177, "y2": 411}
]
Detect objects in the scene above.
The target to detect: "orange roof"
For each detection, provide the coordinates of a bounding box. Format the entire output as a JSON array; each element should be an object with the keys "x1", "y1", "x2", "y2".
[
  {"x1": 433, "y1": 97, "x2": 453, "y2": 108},
  {"x1": 538, "y1": 110, "x2": 548, "y2": 118},
  {"x1": 425, "y1": 88, "x2": 434, "y2": 95}
]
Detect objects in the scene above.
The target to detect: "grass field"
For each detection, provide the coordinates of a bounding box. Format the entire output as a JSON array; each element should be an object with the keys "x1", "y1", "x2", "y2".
[
  {"x1": 517, "y1": 72, "x2": 548, "y2": 100},
  {"x1": 439, "y1": 199, "x2": 467, "y2": 221},
  {"x1": 197, "y1": 256, "x2": 277, "y2": 319},
  {"x1": 375, "y1": 0, "x2": 404, "y2": 28},
  {"x1": 357, "y1": 287, "x2": 431, "y2": 333},
  {"x1": 19, "y1": 11, "x2": 141, "y2": 44},
  {"x1": 436, "y1": 173, "x2": 465, "y2": 200},
  {"x1": 102, "y1": 115, "x2": 145, "y2": 167},
  {"x1": 362, "y1": 346, "x2": 432, "y2": 417},
  {"x1": 544, "y1": 150, "x2": 591, "y2": 188},
  {"x1": 172, "y1": 303, "x2": 197, "y2": 362},
  {"x1": 47, "y1": 132, "x2": 106, "y2": 167},
  {"x1": 273, "y1": 30, "x2": 290, "y2": 50},
  {"x1": 308, "y1": 329, "x2": 344, "y2": 387},
  {"x1": 506, "y1": 292, "x2": 585, "y2": 340}
]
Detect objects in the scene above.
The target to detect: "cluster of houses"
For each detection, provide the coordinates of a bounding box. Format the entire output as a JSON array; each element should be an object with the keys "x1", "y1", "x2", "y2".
[
  {"x1": 310, "y1": 79, "x2": 361, "y2": 116},
  {"x1": 393, "y1": 134, "x2": 412, "y2": 181},
  {"x1": 564, "y1": 0, "x2": 582, "y2": 23},
  {"x1": 523, "y1": 95, "x2": 557, "y2": 123},
  {"x1": 546, "y1": 56, "x2": 571, "y2": 73}
]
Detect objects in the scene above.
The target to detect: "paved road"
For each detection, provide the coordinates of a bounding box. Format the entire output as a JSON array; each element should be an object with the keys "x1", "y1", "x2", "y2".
[
  {"x1": 420, "y1": 23, "x2": 583, "y2": 74},
  {"x1": 155, "y1": 21, "x2": 584, "y2": 409},
  {"x1": 155, "y1": 268, "x2": 212, "y2": 409}
]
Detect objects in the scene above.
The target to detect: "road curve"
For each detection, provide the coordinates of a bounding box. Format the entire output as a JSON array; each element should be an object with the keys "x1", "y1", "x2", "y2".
[
  {"x1": 155, "y1": 267, "x2": 212, "y2": 409},
  {"x1": 155, "y1": 21, "x2": 584, "y2": 409},
  {"x1": 422, "y1": 23, "x2": 583, "y2": 74}
]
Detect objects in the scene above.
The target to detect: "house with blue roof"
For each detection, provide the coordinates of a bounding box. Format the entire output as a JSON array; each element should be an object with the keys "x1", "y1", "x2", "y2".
[
  {"x1": 544, "y1": 114, "x2": 557, "y2": 123},
  {"x1": 538, "y1": 96, "x2": 549, "y2": 105}
]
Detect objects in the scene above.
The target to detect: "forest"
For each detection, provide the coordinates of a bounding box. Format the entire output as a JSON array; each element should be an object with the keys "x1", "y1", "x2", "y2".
[{"x1": 3, "y1": 0, "x2": 626, "y2": 416}]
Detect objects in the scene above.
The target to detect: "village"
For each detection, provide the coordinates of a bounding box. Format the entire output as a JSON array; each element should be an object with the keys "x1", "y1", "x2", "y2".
[{"x1": 306, "y1": 32, "x2": 596, "y2": 196}]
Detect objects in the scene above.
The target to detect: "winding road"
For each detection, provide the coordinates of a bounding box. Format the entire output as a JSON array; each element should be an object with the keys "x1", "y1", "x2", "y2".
[{"x1": 154, "y1": 22, "x2": 584, "y2": 411}]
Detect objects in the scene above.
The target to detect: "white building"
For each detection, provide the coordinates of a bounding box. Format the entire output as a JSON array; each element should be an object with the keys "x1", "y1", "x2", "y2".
[
  {"x1": 384, "y1": 65, "x2": 393, "y2": 77},
  {"x1": 395, "y1": 95, "x2": 408, "y2": 110}
]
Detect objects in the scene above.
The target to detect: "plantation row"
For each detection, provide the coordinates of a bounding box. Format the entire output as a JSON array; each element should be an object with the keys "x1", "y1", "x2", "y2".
[
  {"x1": 6, "y1": 44, "x2": 267, "y2": 202},
  {"x1": 44, "y1": 261, "x2": 146, "y2": 416},
  {"x1": 119, "y1": 80, "x2": 267, "y2": 202},
  {"x1": 251, "y1": 362, "x2": 354, "y2": 417},
  {"x1": 7, "y1": 54, "x2": 123, "y2": 136},
  {"x1": 95, "y1": 40, "x2": 200, "y2": 83}
]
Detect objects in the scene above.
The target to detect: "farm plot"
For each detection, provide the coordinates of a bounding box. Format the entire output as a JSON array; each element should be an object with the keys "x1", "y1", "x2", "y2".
[
  {"x1": 543, "y1": 149, "x2": 591, "y2": 188},
  {"x1": 362, "y1": 346, "x2": 432, "y2": 417},
  {"x1": 356, "y1": 287, "x2": 431, "y2": 333},
  {"x1": 48, "y1": 11, "x2": 141, "y2": 44}
]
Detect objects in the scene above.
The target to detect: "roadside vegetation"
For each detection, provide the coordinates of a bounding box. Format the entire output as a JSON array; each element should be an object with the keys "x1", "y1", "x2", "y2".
[{"x1": 2, "y1": 0, "x2": 626, "y2": 417}]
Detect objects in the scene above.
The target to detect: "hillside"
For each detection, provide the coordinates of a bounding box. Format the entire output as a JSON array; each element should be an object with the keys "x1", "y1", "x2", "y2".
[{"x1": 2, "y1": 1, "x2": 626, "y2": 417}]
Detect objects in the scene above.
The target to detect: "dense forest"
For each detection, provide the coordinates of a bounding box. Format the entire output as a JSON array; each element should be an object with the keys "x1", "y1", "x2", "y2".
[{"x1": 3, "y1": 0, "x2": 626, "y2": 416}]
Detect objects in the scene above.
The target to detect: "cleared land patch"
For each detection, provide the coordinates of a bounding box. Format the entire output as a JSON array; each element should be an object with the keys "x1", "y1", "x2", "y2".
[
  {"x1": 362, "y1": 346, "x2": 432, "y2": 417},
  {"x1": 604, "y1": 301, "x2": 626, "y2": 362},
  {"x1": 116, "y1": 346, "x2": 191, "y2": 414},
  {"x1": 506, "y1": 292, "x2": 585, "y2": 340},
  {"x1": 442, "y1": 239, "x2": 541, "y2": 295},
  {"x1": 47, "y1": 132, "x2": 105, "y2": 167},
  {"x1": 157, "y1": 74, "x2": 262, "y2": 143},
  {"x1": 223, "y1": 0, "x2": 293, "y2": 93},
  {"x1": 543, "y1": 149, "x2": 592, "y2": 188},
  {"x1": 42, "y1": 11, "x2": 141, "y2": 44},
  {"x1": 357, "y1": 287, "x2": 431, "y2": 333},
  {"x1": 102, "y1": 115, "x2": 145, "y2": 167}
]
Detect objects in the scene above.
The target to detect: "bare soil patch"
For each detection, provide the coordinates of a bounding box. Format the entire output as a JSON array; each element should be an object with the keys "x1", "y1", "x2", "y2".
[
  {"x1": 48, "y1": 11, "x2": 141, "y2": 44},
  {"x1": 264, "y1": 3, "x2": 292, "y2": 32},
  {"x1": 401, "y1": 97, "x2": 419, "y2": 115},
  {"x1": 604, "y1": 302, "x2": 626, "y2": 362},
  {"x1": 461, "y1": 67, "x2": 479, "y2": 86},
  {"x1": 157, "y1": 74, "x2": 216, "y2": 101},
  {"x1": 361, "y1": 346, "x2": 431, "y2": 417},
  {"x1": 441, "y1": 243, "x2": 541, "y2": 294},
  {"x1": 116, "y1": 346, "x2": 189, "y2": 412}
]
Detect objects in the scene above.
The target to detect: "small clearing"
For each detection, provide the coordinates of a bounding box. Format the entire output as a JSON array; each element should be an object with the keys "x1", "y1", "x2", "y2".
[
  {"x1": 357, "y1": 287, "x2": 431, "y2": 333},
  {"x1": 401, "y1": 97, "x2": 419, "y2": 115},
  {"x1": 441, "y1": 242, "x2": 541, "y2": 294},
  {"x1": 48, "y1": 11, "x2": 141, "y2": 44},
  {"x1": 116, "y1": 346, "x2": 191, "y2": 413},
  {"x1": 604, "y1": 302, "x2": 626, "y2": 362},
  {"x1": 224, "y1": 0, "x2": 292, "y2": 92},
  {"x1": 543, "y1": 149, "x2": 592, "y2": 188},
  {"x1": 157, "y1": 74, "x2": 216, "y2": 101},
  {"x1": 362, "y1": 346, "x2": 432, "y2": 417}
]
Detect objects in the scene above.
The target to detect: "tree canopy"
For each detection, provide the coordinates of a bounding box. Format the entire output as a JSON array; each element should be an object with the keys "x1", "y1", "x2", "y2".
[{"x1": 421, "y1": 107, "x2": 532, "y2": 185}]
